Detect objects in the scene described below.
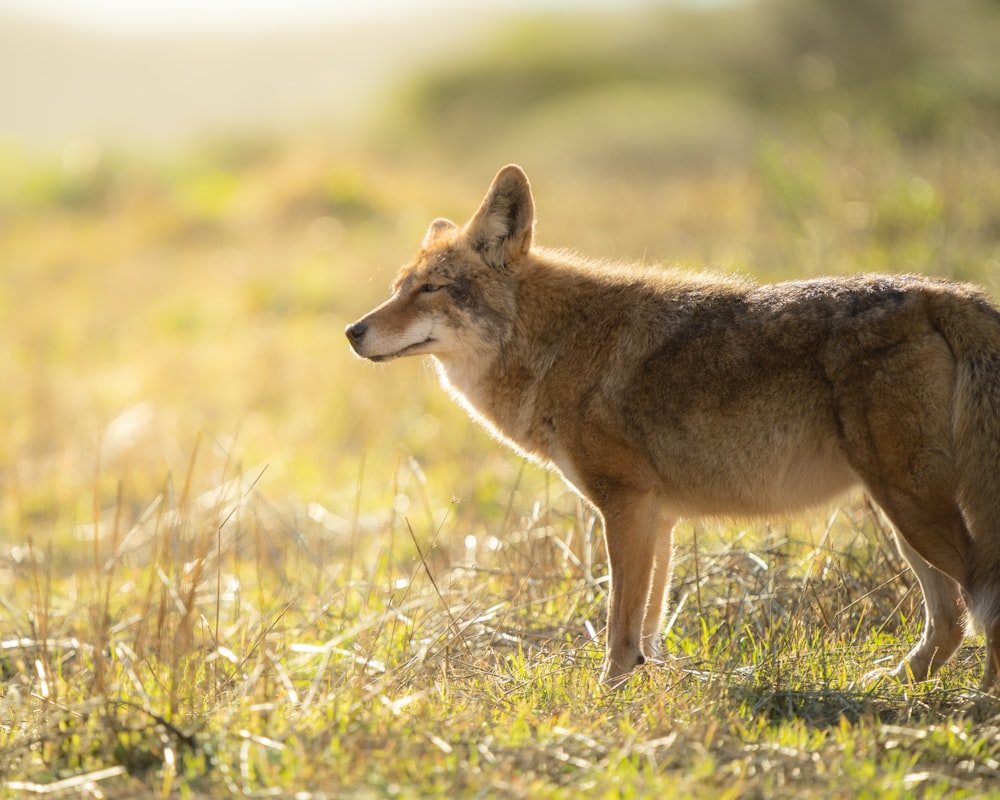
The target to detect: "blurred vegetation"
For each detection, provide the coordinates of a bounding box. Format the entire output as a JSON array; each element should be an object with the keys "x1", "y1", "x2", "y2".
[
  {"x1": 2, "y1": 0, "x2": 1000, "y2": 796},
  {"x1": 383, "y1": 0, "x2": 1000, "y2": 166}
]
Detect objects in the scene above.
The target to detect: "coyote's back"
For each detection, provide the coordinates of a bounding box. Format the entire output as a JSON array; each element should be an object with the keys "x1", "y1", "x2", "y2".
[{"x1": 347, "y1": 164, "x2": 1000, "y2": 692}]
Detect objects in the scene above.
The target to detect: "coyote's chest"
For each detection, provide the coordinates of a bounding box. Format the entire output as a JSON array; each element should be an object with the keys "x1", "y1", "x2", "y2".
[{"x1": 433, "y1": 354, "x2": 561, "y2": 461}]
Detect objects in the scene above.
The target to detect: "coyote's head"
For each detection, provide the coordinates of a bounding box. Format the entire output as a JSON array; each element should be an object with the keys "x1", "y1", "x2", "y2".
[{"x1": 345, "y1": 165, "x2": 534, "y2": 365}]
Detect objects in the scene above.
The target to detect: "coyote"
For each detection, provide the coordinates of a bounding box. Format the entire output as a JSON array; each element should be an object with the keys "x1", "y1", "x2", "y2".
[{"x1": 346, "y1": 165, "x2": 1000, "y2": 690}]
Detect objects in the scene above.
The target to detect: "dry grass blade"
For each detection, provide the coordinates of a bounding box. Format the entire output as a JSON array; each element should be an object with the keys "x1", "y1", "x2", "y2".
[{"x1": 4, "y1": 765, "x2": 128, "y2": 796}]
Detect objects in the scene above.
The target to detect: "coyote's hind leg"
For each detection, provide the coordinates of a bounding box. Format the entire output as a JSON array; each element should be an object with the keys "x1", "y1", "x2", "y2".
[
  {"x1": 865, "y1": 531, "x2": 967, "y2": 685},
  {"x1": 967, "y1": 567, "x2": 1000, "y2": 692}
]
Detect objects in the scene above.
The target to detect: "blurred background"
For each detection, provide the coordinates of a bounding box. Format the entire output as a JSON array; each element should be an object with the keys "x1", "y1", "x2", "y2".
[{"x1": 2, "y1": 0, "x2": 999, "y2": 558}]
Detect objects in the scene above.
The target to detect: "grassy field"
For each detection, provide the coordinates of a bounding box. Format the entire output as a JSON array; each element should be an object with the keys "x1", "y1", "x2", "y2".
[{"x1": 3, "y1": 1, "x2": 1000, "y2": 797}]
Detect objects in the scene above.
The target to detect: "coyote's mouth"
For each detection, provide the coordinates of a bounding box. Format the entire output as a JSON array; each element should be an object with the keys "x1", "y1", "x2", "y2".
[{"x1": 368, "y1": 337, "x2": 435, "y2": 362}]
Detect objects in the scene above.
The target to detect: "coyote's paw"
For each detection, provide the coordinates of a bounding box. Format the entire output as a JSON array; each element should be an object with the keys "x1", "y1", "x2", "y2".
[
  {"x1": 863, "y1": 658, "x2": 939, "y2": 689},
  {"x1": 599, "y1": 652, "x2": 647, "y2": 691},
  {"x1": 861, "y1": 666, "x2": 903, "y2": 688}
]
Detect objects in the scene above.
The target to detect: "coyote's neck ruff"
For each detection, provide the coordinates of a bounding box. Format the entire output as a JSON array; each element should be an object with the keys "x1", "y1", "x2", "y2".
[{"x1": 348, "y1": 164, "x2": 1000, "y2": 692}]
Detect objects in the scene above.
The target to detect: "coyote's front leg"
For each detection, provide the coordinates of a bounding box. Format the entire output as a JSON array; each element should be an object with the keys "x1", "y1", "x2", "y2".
[
  {"x1": 598, "y1": 489, "x2": 672, "y2": 687},
  {"x1": 642, "y1": 519, "x2": 676, "y2": 661}
]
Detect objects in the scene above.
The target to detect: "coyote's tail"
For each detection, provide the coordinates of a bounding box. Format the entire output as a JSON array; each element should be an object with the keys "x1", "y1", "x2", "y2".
[{"x1": 930, "y1": 284, "x2": 1000, "y2": 625}]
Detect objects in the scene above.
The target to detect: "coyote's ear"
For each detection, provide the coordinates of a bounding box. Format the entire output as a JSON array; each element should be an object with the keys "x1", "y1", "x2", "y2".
[
  {"x1": 423, "y1": 218, "x2": 458, "y2": 248},
  {"x1": 464, "y1": 165, "x2": 534, "y2": 269}
]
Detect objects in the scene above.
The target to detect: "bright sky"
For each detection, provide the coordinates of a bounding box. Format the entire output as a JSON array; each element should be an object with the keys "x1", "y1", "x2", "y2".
[
  {"x1": 1, "y1": 0, "x2": 430, "y2": 31},
  {"x1": 0, "y1": 0, "x2": 655, "y2": 33}
]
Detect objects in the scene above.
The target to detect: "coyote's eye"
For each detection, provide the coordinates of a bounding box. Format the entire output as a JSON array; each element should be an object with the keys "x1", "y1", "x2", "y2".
[{"x1": 420, "y1": 283, "x2": 442, "y2": 293}]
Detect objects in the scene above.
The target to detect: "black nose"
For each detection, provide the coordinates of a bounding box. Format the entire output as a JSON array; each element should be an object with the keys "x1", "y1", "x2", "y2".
[{"x1": 345, "y1": 321, "x2": 367, "y2": 344}]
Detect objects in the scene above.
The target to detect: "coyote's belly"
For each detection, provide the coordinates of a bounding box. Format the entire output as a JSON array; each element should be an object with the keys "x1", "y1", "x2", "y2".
[
  {"x1": 550, "y1": 419, "x2": 857, "y2": 519},
  {"x1": 661, "y1": 438, "x2": 859, "y2": 517}
]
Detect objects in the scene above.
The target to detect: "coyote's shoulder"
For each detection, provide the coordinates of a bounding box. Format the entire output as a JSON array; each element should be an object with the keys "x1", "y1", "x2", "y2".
[{"x1": 348, "y1": 164, "x2": 1000, "y2": 691}]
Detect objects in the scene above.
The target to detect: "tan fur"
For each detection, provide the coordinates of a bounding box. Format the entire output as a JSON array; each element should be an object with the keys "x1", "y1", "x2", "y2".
[{"x1": 347, "y1": 165, "x2": 1000, "y2": 690}]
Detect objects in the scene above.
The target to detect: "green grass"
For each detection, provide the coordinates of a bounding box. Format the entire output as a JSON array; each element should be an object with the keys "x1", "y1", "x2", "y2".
[{"x1": 4, "y1": 1, "x2": 1000, "y2": 796}]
